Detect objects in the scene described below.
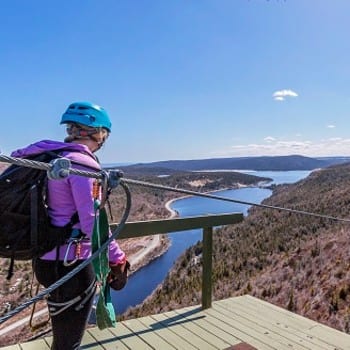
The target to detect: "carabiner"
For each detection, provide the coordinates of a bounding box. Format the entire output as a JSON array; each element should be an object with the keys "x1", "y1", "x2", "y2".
[{"x1": 63, "y1": 239, "x2": 80, "y2": 266}]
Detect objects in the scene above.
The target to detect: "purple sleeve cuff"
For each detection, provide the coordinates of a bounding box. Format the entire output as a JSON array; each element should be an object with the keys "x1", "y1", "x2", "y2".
[{"x1": 108, "y1": 239, "x2": 126, "y2": 264}]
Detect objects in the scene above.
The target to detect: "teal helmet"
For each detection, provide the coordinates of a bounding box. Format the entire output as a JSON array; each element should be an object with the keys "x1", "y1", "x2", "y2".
[{"x1": 60, "y1": 102, "x2": 112, "y2": 132}]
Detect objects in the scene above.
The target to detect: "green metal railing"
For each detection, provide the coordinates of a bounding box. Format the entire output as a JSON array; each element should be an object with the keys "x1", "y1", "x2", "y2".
[{"x1": 110, "y1": 212, "x2": 243, "y2": 309}]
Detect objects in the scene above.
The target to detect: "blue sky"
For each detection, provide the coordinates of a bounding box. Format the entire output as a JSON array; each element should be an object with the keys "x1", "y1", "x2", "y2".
[{"x1": 1, "y1": 0, "x2": 350, "y2": 163}]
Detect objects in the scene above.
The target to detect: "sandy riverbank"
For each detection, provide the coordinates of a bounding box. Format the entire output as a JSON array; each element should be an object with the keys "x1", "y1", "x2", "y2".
[{"x1": 126, "y1": 196, "x2": 178, "y2": 273}]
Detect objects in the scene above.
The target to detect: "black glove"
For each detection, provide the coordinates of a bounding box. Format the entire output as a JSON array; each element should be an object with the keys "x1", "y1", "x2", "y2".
[{"x1": 108, "y1": 260, "x2": 131, "y2": 291}]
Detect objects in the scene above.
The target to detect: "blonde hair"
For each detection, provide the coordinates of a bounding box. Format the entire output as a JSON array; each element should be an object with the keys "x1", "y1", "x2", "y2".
[{"x1": 65, "y1": 123, "x2": 109, "y2": 146}]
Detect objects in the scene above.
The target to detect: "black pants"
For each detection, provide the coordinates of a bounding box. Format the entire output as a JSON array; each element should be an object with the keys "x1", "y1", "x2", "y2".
[{"x1": 33, "y1": 259, "x2": 95, "y2": 350}]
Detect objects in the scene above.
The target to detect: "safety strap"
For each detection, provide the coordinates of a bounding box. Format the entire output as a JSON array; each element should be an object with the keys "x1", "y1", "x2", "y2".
[
  {"x1": 47, "y1": 278, "x2": 96, "y2": 317},
  {"x1": 91, "y1": 188, "x2": 116, "y2": 329}
]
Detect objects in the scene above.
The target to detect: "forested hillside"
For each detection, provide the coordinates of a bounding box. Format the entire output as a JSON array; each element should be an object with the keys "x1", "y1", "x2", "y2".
[
  {"x1": 123, "y1": 162, "x2": 350, "y2": 333},
  {"x1": 133, "y1": 154, "x2": 332, "y2": 171}
]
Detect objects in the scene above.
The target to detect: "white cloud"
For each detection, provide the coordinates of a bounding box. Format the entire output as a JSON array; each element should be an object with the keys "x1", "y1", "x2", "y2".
[
  {"x1": 211, "y1": 137, "x2": 350, "y2": 157},
  {"x1": 273, "y1": 89, "x2": 298, "y2": 101},
  {"x1": 327, "y1": 124, "x2": 336, "y2": 128}
]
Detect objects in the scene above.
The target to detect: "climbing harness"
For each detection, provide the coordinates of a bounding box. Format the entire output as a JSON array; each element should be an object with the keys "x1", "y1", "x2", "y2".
[{"x1": 47, "y1": 278, "x2": 97, "y2": 317}]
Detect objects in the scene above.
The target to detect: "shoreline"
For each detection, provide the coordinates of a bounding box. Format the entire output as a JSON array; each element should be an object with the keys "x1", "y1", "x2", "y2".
[
  {"x1": 128, "y1": 183, "x2": 249, "y2": 272},
  {"x1": 126, "y1": 196, "x2": 178, "y2": 274},
  {"x1": 127, "y1": 181, "x2": 267, "y2": 276}
]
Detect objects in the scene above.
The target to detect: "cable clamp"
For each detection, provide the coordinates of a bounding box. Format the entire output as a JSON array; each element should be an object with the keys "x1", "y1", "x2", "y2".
[
  {"x1": 48, "y1": 158, "x2": 71, "y2": 180},
  {"x1": 99, "y1": 170, "x2": 124, "y2": 208},
  {"x1": 107, "y1": 169, "x2": 124, "y2": 189}
]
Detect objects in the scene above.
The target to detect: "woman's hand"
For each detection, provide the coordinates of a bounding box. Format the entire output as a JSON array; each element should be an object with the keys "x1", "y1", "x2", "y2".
[{"x1": 108, "y1": 259, "x2": 131, "y2": 290}]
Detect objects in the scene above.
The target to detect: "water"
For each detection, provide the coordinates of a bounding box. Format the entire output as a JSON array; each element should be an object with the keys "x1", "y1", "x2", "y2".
[
  {"x1": 237, "y1": 170, "x2": 312, "y2": 185},
  {"x1": 108, "y1": 170, "x2": 311, "y2": 315}
]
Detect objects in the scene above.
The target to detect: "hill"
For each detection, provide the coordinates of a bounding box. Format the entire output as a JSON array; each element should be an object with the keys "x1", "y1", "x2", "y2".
[
  {"x1": 128, "y1": 155, "x2": 334, "y2": 172},
  {"x1": 122, "y1": 162, "x2": 350, "y2": 333}
]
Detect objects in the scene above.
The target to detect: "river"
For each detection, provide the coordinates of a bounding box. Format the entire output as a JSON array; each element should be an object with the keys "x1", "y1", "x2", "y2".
[{"x1": 106, "y1": 170, "x2": 312, "y2": 316}]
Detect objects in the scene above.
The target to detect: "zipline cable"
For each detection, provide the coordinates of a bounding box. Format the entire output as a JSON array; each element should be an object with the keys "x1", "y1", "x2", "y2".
[
  {"x1": 121, "y1": 178, "x2": 350, "y2": 223},
  {"x1": 0, "y1": 181, "x2": 131, "y2": 325},
  {"x1": 0, "y1": 154, "x2": 102, "y2": 180},
  {"x1": 1, "y1": 152, "x2": 350, "y2": 223}
]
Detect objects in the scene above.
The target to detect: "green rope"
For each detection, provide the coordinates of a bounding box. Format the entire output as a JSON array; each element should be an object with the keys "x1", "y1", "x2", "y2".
[{"x1": 91, "y1": 200, "x2": 116, "y2": 329}]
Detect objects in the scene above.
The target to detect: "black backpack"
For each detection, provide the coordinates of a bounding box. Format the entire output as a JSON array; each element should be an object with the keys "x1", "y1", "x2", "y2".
[{"x1": 0, "y1": 151, "x2": 79, "y2": 279}]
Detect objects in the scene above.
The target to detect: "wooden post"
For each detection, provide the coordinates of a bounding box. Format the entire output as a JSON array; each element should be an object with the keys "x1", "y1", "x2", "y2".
[{"x1": 202, "y1": 226, "x2": 213, "y2": 309}]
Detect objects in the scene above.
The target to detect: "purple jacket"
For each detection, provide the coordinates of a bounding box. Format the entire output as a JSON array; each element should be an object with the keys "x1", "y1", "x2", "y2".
[{"x1": 11, "y1": 140, "x2": 125, "y2": 264}]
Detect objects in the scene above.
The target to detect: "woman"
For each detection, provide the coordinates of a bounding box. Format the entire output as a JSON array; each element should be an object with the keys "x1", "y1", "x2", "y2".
[{"x1": 11, "y1": 102, "x2": 128, "y2": 350}]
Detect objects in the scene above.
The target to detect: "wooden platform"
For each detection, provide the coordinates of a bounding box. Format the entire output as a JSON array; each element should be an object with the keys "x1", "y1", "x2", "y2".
[{"x1": 2, "y1": 295, "x2": 350, "y2": 349}]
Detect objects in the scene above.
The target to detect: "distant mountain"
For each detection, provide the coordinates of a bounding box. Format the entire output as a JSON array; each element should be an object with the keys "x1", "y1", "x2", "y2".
[
  {"x1": 129, "y1": 155, "x2": 341, "y2": 172},
  {"x1": 316, "y1": 156, "x2": 350, "y2": 166}
]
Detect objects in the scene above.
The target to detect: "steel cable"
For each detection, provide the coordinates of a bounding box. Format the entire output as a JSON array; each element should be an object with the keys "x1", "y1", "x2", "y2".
[
  {"x1": 121, "y1": 178, "x2": 350, "y2": 223},
  {"x1": 0, "y1": 154, "x2": 103, "y2": 179},
  {"x1": 1, "y1": 152, "x2": 350, "y2": 223}
]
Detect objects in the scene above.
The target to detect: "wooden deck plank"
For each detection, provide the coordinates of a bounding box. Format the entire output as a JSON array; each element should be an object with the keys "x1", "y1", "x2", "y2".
[
  {"x1": 205, "y1": 306, "x2": 287, "y2": 350},
  {"x1": 200, "y1": 307, "x2": 272, "y2": 350},
  {"x1": 121, "y1": 316, "x2": 177, "y2": 349},
  {"x1": 141, "y1": 314, "x2": 199, "y2": 350},
  {"x1": 151, "y1": 309, "x2": 218, "y2": 349},
  {"x1": 235, "y1": 295, "x2": 317, "y2": 330},
  {"x1": 19, "y1": 338, "x2": 50, "y2": 350},
  {"x1": 2, "y1": 296, "x2": 350, "y2": 350},
  {"x1": 231, "y1": 296, "x2": 347, "y2": 350},
  {"x1": 0, "y1": 345, "x2": 21, "y2": 350},
  {"x1": 162, "y1": 308, "x2": 229, "y2": 349},
  {"x1": 220, "y1": 298, "x2": 333, "y2": 350},
  {"x1": 86, "y1": 327, "x2": 130, "y2": 350},
  {"x1": 238, "y1": 295, "x2": 332, "y2": 332},
  {"x1": 216, "y1": 297, "x2": 338, "y2": 350},
  {"x1": 80, "y1": 329, "x2": 105, "y2": 349},
  {"x1": 172, "y1": 306, "x2": 241, "y2": 348},
  {"x1": 214, "y1": 299, "x2": 322, "y2": 350},
  {"x1": 109, "y1": 320, "x2": 152, "y2": 350},
  {"x1": 108, "y1": 322, "x2": 154, "y2": 350},
  {"x1": 216, "y1": 300, "x2": 318, "y2": 350},
  {"x1": 307, "y1": 325, "x2": 350, "y2": 350},
  {"x1": 236, "y1": 295, "x2": 350, "y2": 349}
]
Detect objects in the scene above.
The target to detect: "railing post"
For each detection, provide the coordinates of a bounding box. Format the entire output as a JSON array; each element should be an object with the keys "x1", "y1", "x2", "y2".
[{"x1": 202, "y1": 226, "x2": 213, "y2": 309}]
